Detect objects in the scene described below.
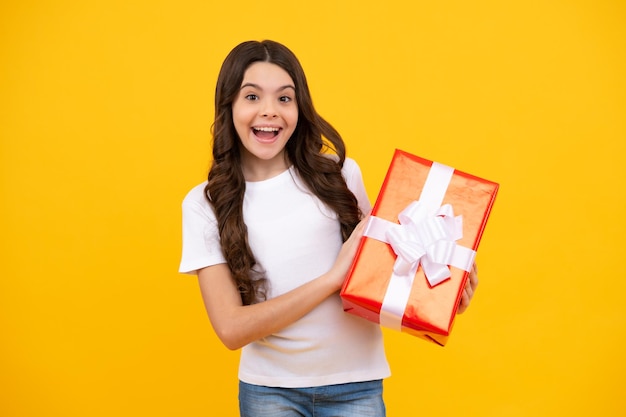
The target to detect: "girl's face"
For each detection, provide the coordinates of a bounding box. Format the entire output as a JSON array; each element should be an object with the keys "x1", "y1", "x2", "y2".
[{"x1": 232, "y1": 61, "x2": 298, "y2": 181}]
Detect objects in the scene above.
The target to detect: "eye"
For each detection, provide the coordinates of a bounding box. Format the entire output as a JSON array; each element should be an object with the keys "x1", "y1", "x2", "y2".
[
  {"x1": 244, "y1": 94, "x2": 259, "y2": 101},
  {"x1": 279, "y1": 95, "x2": 293, "y2": 103}
]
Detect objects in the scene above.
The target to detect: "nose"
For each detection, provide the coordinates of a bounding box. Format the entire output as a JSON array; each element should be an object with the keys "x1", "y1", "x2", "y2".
[{"x1": 260, "y1": 99, "x2": 278, "y2": 118}]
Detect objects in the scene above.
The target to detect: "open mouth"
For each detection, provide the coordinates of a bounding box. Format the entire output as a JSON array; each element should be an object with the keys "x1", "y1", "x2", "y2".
[{"x1": 252, "y1": 126, "x2": 281, "y2": 140}]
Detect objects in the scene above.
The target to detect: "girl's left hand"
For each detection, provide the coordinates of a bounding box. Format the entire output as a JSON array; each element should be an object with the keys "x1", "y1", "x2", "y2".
[{"x1": 457, "y1": 262, "x2": 479, "y2": 314}]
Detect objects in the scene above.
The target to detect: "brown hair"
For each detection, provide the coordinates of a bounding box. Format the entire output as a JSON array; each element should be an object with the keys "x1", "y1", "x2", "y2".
[{"x1": 206, "y1": 40, "x2": 361, "y2": 305}]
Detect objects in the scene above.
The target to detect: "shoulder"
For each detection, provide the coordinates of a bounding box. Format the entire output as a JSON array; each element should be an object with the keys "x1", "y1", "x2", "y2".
[
  {"x1": 340, "y1": 157, "x2": 364, "y2": 183},
  {"x1": 319, "y1": 154, "x2": 364, "y2": 188},
  {"x1": 182, "y1": 181, "x2": 208, "y2": 203},
  {"x1": 180, "y1": 181, "x2": 219, "y2": 241},
  {"x1": 342, "y1": 157, "x2": 360, "y2": 175},
  {"x1": 321, "y1": 153, "x2": 361, "y2": 174},
  {"x1": 182, "y1": 181, "x2": 212, "y2": 213}
]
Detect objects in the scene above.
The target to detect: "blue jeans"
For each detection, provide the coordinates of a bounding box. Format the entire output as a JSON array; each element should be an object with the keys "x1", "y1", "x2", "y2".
[{"x1": 239, "y1": 379, "x2": 386, "y2": 417}]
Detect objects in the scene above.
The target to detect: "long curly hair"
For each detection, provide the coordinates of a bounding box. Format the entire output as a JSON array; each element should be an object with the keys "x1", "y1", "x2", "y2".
[{"x1": 206, "y1": 40, "x2": 362, "y2": 305}]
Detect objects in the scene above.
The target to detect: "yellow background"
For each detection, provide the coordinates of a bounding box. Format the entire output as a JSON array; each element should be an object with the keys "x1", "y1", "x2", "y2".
[{"x1": 1, "y1": 1, "x2": 624, "y2": 416}]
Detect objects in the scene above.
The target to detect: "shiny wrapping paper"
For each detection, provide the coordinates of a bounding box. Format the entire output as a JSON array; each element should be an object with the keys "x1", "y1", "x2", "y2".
[{"x1": 340, "y1": 149, "x2": 499, "y2": 346}]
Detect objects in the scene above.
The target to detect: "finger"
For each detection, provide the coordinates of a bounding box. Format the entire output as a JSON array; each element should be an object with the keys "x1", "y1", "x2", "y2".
[
  {"x1": 457, "y1": 289, "x2": 470, "y2": 314},
  {"x1": 358, "y1": 215, "x2": 370, "y2": 230},
  {"x1": 463, "y1": 275, "x2": 474, "y2": 301},
  {"x1": 352, "y1": 219, "x2": 367, "y2": 240},
  {"x1": 352, "y1": 216, "x2": 370, "y2": 238},
  {"x1": 457, "y1": 271, "x2": 476, "y2": 315},
  {"x1": 469, "y1": 263, "x2": 479, "y2": 290}
]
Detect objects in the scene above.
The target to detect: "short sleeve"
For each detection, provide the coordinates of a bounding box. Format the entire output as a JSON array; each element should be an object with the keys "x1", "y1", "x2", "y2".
[
  {"x1": 342, "y1": 158, "x2": 372, "y2": 216},
  {"x1": 179, "y1": 182, "x2": 227, "y2": 274}
]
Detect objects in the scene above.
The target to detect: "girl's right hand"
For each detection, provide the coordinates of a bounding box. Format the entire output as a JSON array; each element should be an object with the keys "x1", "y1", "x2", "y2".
[{"x1": 327, "y1": 216, "x2": 369, "y2": 290}]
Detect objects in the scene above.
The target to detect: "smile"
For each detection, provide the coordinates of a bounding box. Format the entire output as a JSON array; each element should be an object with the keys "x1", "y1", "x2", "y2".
[{"x1": 252, "y1": 126, "x2": 281, "y2": 140}]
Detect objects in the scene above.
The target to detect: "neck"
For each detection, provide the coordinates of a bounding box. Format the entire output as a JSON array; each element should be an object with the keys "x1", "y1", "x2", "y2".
[{"x1": 241, "y1": 155, "x2": 290, "y2": 182}]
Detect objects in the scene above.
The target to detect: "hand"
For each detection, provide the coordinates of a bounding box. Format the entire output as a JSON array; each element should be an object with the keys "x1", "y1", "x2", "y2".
[
  {"x1": 328, "y1": 216, "x2": 369, "y2": 290},
  {"x1": 457, "y1": 262, "x2": 479, "y2": 314}
]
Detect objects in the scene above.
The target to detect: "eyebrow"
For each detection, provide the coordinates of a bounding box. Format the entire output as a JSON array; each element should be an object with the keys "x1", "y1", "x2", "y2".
[{"x1": 240, "y1": 82, "x2": 296, "y2": 92}]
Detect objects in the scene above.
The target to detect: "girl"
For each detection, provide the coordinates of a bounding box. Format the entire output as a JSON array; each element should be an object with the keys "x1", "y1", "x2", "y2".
[{"x1": 179, "y1": 40, "x2": 478, "y2": 417}]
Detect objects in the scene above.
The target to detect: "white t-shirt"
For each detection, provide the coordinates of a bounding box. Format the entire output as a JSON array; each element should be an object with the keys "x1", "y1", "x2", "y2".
[{"x1": 179, "y1": 158, "x2": 390, "y2": 388}]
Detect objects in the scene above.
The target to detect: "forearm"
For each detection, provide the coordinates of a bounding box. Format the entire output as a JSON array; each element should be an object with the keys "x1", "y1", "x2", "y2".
[{"x1": 202, "y1": 269, "x2": 342, "y2": 350}]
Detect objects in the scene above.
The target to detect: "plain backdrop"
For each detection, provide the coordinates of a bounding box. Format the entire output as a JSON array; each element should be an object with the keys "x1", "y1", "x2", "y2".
[{"x1": 1, "y1": 1, "x2": 624, "y2": 416}]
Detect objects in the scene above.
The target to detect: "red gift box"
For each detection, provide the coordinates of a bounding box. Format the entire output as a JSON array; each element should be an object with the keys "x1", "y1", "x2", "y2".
[{"x1": 340, "y1": 149, "x2": 499, "y2": 346}]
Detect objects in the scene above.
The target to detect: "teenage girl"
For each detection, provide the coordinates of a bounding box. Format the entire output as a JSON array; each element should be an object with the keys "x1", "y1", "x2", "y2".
[{"x1": 179, "y1": 40, "x2": 478, "y2": 417}]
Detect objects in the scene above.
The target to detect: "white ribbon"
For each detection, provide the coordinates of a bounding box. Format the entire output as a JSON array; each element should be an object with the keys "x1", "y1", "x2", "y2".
[{"x1": 363, "y1": 162, "x2": 476, "y2": 331}]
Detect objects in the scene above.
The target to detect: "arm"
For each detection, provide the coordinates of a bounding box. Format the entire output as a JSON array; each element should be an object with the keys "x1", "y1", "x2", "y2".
[{"x1": 197, "y1": 216, "x2": 368, "y2": 350}]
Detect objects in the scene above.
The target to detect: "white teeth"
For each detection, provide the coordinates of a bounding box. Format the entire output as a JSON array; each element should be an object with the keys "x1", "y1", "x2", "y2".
[{"x1": 254, "y1": 127, "x2": 279, "y2": 132}]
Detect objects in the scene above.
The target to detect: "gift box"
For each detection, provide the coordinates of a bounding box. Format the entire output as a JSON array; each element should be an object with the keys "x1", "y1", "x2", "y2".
[{"x1": 340, "y1": 149, "x2": 499, "y2": 346}]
